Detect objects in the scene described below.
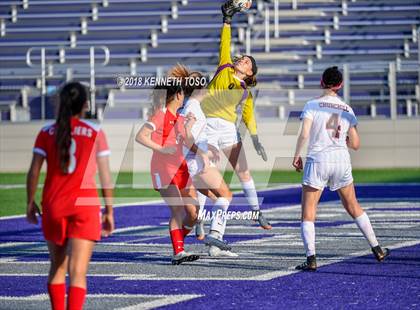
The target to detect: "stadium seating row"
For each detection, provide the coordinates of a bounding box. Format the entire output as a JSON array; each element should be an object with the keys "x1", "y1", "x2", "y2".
[{"x1": 0, "y1": 0, "x2": 418, "y2": 121}]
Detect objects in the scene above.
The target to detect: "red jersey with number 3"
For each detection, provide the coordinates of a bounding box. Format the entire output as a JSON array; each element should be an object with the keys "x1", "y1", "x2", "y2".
[
  {"x1": 146, "y1": 108, "x2": 190, "y2": 190},
  {"x1": 33, "y1": 117, "x2": 110, "y2": 217}
]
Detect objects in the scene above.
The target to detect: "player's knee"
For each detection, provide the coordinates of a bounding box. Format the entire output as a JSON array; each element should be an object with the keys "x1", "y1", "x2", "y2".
[
  {"x1": 53, "y1": 261, "x2": 67, "y2": 273},
  {"x1": 222, "y1": 190, "x2": 233, "y2": 202},
  {"x1": 226, "y1": 191, "x2": 233, "y2": 202},
  {"x1": 50, "y1": 256, "x2": 67, "y2": 272},
  {"x1": 49, "y1": 262, "x2": 67, "y2": 279},
  {"x1": 171, "y1": 206, "x2": 184, "y2": 216},
  {"x1": 301, "y1": 208, "x2": 316, "y2": 222},
  {"x1": 68, "y1": 263, "x2": 88, "y2": 280},
  {"x1": 188, "y1": 207, "x2": 199, "y2": 222}
]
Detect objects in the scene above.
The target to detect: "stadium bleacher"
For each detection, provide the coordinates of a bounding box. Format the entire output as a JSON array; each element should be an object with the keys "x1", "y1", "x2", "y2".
[{"x1": 0, "y1": 0, "x2": 418, "y2": 120}]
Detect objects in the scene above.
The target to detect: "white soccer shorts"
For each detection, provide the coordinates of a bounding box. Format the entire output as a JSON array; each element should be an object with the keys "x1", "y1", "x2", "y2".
[
  {"x1": 206, "y1": 117, "x2": 240, "y2": 150},
  {"x1": 302, "y1": 160, "x2": 354, "y2": 191}
]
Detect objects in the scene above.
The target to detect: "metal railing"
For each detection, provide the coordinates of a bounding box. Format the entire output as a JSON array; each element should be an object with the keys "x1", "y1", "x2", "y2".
[{"x1": 26, "y1": 46, "x2": 110, "y2": 119}]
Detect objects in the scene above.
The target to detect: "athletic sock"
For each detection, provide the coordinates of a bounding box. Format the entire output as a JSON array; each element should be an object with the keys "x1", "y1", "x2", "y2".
[
  {"x1": 47, "y1": 283, "x2": 66, "y2": 310},
  {"x1": 210, "y1": 197, "x2": 230, "y2": 237},
  {"x1": 301, "y1": 221, "x2": 316, "y2": 257},
  {"x1": 67, "y1": 286, "x2": 86, "y2": 310},
  {"x1": 241, "y1": 178, "x2": 259, "y2": 211},
  {"x1": 197, "y1": 191, "x2": 207, "y2": 220},
  {"x1": 169, "y1": 229, "x2": 184, "y2": 255},
  {"x1": 209, "y1": 230, "x2": 223, "y2": 241},
  {"x1": 182, "y1": 225, "x2": 193, "y2": 237},
  {"x1": 355, "y1": 212, "x2": 379, "y2": 247}
]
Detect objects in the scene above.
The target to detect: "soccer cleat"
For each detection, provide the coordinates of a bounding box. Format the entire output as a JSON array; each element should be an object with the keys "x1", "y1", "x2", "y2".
[
  {"x1": 372, "y1": 246, "x2": 390, "y2": 262},
  {"x1": 208, "y1": 245, "x2": 239, "y2": 257},
  {"x1": 171, "y1": 251, "x2": 200, "y2": 265},
  {"x1": 253, "y1": 210, "x2": 272, "y2": 230},
  {"x1": 195, "y1": 221, "x2": 205, "y2": 241},
  {"x1": 295, "y1": 255, "x2": 317, "y2": 271},
  {"x1": 204, "y1": 235, "x2": 232, "y2": 251}
]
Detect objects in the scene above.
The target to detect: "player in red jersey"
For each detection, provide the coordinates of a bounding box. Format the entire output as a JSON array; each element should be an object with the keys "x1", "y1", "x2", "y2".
[
  {"x1": 26, "y1": 82, "x2": 114, "y2": 310},
  {"x1": 136, "y1": 83, "x2": 204, "y2": 265}
]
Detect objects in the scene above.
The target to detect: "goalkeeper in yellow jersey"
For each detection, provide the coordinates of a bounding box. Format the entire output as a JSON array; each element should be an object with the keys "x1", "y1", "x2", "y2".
[{"x1": 201, "y1": 0, "x2": 271, "y2": 231}]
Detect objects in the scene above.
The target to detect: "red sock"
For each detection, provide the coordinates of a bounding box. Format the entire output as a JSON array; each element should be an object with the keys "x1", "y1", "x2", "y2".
[
  {"x1": 169, "y1": 229, "x2": 184, "y2": 255},
  {"x1": 47, "y1": 283, "x2": 66, "y2": 310},
  {"x1": 67, "y1": 286, "x2": 86, "y2": 310},
  {"x1": 182, "y1": 225, "x2": 192, "y2": 237}
]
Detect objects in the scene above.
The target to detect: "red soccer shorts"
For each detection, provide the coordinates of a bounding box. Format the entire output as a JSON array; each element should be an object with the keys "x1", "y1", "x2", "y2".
[
  {"x1": 42, "y1": 208, "x2": 101, "y2": 246},
  {"x1": 151, "y1": 165, "x2": 191, "y2": 191}
]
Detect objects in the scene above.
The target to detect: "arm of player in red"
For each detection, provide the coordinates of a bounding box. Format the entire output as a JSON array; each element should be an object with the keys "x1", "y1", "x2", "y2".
[{"x1": 96, "y1": 129, "x2": 114, "y2": 237}]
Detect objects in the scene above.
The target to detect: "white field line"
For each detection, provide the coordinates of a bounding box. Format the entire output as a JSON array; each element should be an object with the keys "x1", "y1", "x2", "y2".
[
  {"x1": 117, "y1": 294, "x2": 205, "y2": 310},
  {"x1": 0, "y1": 293, "x2": 204, "y2": 310},
  {"x1": 1, "y1": 239, "x2": 418, "y2": 282},
  {"x1": 0, "y1": 184, "x2": 301, "y2": 221}
]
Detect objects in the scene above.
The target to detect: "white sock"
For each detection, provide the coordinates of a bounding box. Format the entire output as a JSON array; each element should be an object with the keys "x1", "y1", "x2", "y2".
[
  {"x1": 241, "y1": 178, "x2": 259, "y2": 211},
  {"x1": 301, "y1": 221, "x2": 316, "y2": 257},
  {"x1": 210, "y1": 197, "x2": 230, "y2": 237},
  {"x1": 209, "y1": 231, "x2": 222, "y2": 240},
  {"x1": 355, "y1": 212, "x2": 379, "y2": 247},
  {"x1": 196, "y1": 191, "x2": 207, "y2": 222}
]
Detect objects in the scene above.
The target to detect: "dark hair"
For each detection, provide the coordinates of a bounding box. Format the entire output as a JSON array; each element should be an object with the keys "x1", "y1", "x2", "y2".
[
  {"x1": 244, "y1": 74, "x2": 257, "y2": 87},
  {"x1": 244, "y1": 55, "x2": 258, "y2": 76},
  {"x1": 149, "y1": 83, "x2": 183, "y2": 118},
  {"x1": 56, "y1": 82, "x2": 87, "y2": 173},
  {"x1": 321, "y1": 66, "x2": 343, "y2": 89}
]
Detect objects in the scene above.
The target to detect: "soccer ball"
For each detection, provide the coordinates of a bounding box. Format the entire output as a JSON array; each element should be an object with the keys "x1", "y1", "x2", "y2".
[{"x1": 233, "y1": 0, "x2": 252, "y2": 12}]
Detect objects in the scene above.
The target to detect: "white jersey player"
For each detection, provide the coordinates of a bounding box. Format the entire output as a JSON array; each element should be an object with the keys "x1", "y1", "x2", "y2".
[
  {"x1": 292, "y1": 66, "x2": 389, "y2": 271},
  {"x1": 172, "y1": 65, "x2": 237, "y2": 257},
  {"x1": 300, "y1": 93, "x2": 357, "y2": 191}
]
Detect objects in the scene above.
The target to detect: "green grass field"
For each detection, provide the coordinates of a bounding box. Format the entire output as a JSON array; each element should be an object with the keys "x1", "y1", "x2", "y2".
[{"x1": 1, "y1": 169, "x2": 419, "y2": 217}]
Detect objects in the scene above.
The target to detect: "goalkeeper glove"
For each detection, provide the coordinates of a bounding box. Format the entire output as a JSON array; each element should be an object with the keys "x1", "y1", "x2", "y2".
[
  {"x1": 221, "y1": 0, "x2": 241, "y2": 24},
  {"x1": 251, "y1": 135, "x2": 268, "y2": 161}
]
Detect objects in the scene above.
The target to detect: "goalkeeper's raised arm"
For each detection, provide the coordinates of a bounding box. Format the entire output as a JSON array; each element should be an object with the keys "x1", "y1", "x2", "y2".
[
  {"x1": 219, "y1": 24, "x2": 233, "y2": 66},
  {"x1": 199, "y1": 0, "x2": 272, "y2": 229}
]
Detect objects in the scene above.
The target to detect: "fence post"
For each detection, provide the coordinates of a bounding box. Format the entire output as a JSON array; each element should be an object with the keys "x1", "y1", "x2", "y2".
[
  {"x1": 388, "y1": 62, "x2": 397, "y2": 120},
  {"x1": 343, "y1": 64, "x2": 350, "y2": 104},
  {"x1": 264, "y1": 3, "x2": 270, "y2": 52},
  {"x1": 40, "y1": 48, "x2": 46, "y2": 120},
  {"x1": 417, "y1": 28, "x2": 420, "y2": 104},
  {"x1": 246, "y1": 27, "x2": 251, "y2": 55},
  {"x1": 90, "y1": 47, "x2": 96, "y2": 117},
  {"x1": 274, "y1": 0, "x2": 279, "y2": 38}
]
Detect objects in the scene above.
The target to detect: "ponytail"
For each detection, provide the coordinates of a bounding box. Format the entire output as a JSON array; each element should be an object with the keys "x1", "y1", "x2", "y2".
[
  {"x1": 244, "y1": 74, "x2": 257, "y2": 87},
  {"x1": 56, "y1": 82, "x2": 87, "y2": 173}
]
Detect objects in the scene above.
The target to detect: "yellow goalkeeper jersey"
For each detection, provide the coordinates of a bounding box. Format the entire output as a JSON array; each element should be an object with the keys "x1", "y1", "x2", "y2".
[{"x1": 201, "y1": 25, "x2": 257, "y2": 135}]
